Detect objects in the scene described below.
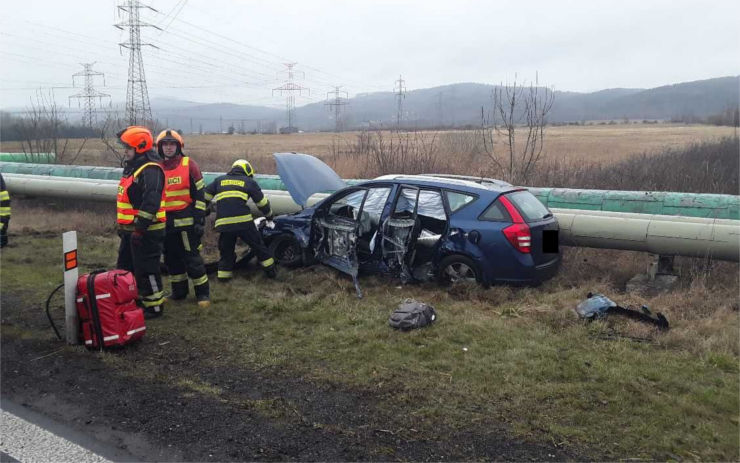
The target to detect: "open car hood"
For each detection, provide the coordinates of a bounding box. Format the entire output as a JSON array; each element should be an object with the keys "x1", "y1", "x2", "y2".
[{"x1": 274, "y1": 152, "x2": 346, "y2": 207}]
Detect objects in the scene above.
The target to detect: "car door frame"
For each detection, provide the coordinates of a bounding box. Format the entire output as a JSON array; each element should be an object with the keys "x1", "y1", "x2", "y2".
[
  {"x1": 380, "y1": 184, "x2": 422, "y2": 282},
  {"x1": 310, "y1": 186, "x2": 370, "y2": 297}
]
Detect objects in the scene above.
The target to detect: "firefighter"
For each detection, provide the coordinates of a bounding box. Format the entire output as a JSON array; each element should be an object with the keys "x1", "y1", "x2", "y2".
[
  {"x1": 155, "y1": 129, "x2": 210, "y2": 307},
  {"x1": 204, "y1": 159, "x2": 276, "y2": 281},
  {"x1": 0, "y1": 173, "x2": 9, "y2": 248},
  {"x1": 116, "y1": 126, "x2": 167, "y2": 319}
]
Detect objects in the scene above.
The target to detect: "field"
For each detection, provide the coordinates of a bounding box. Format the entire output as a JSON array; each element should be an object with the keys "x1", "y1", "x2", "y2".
[
  {"x1": 0, "y1": 123, "x2": 736, "y2": 178},
  {"x1": 1, "y1": 124, "x2": 739, "y2": 460}
]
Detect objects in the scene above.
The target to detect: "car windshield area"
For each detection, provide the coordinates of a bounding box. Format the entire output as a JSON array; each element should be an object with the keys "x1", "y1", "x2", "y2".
[
  {"x1": 506, "y1": 190, "x2": 552, "y2": 222},
  {"x1": 328, "y1": 189, "x2": 367, "y2": 220}
]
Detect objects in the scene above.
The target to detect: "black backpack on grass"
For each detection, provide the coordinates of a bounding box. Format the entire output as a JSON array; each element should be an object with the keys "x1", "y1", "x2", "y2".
[{"x1": 389, "y1": 299, "x2": 437, "y2": 331}]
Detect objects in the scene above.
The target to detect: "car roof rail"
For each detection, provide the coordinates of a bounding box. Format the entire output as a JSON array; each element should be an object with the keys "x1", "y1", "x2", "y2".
[{"x1": 424, "y1": 173, "x2": 512, "y2": 187}]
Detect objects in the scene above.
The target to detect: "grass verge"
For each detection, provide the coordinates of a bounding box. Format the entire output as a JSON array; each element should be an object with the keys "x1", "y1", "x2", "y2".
[{"x1": 1, "y1": 231, "x2": 738, "y2": 460}]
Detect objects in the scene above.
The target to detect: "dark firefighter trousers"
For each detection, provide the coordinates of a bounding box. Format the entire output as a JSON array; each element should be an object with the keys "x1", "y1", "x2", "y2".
[
  {"x1": 117, "y1": 230, "x2": 166, "y2": 316},
  {"x1": 164, "y1": 227, "x2": 209, "y2": 300},
  {"x1": 0, "y1": 220, "x2": 7, "y2": 248},
  {"x1": 217, "y1": 222, "x2": 275, "y2": 280}
]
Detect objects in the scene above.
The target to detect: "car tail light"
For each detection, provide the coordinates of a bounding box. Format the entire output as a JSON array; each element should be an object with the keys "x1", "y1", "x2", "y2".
[
  {"x1": 502, "y1": 223, "x2": 531, "y2": 253},
  {"x1": 499, "y1": 195, "x2": 531, "y2": 253}
]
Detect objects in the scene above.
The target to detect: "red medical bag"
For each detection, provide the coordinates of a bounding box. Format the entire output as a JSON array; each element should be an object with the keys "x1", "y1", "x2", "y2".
[{"x1": 76, "y1": 270, "x2": 146, "y2": 349}]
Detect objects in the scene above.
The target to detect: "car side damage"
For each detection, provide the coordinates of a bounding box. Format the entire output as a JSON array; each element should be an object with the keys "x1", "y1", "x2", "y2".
[{"x1": 262, "y1": 154, "x2": 561, "y2": 295}]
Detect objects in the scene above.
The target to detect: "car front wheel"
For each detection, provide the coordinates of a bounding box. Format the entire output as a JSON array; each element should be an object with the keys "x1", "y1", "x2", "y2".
[
  {"x1": 437, "y1": 255, "x2": 480, "y2": 285},
  {"x1": 269, "y1": 234, "x2": 303, "y2": 267}
]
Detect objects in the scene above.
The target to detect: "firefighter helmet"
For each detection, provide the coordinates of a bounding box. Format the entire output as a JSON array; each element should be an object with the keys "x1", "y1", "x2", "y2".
[
  {"x1": 117, "y1": 126, "x2": 153, "y2": 154},
  {"x1": 232, "y1": 159, "x2": 255, "y2": 177},
  {"x1": 155, "y1": 129, "x2": 185, "y2": 154}
]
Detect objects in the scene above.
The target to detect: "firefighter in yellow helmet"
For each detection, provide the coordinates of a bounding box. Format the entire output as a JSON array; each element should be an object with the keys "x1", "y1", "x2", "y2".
[
  {"x1": 155, "y1": 129, "x2": 210, "y2": 307},
  {"x1": 116, "y1": 126, "x2": 167, "y2": 319},
  {"x1": 0, "y1": 173, "x2": 10, "y2": 248},
  {"x1": 204, "y1": 159, "x2": 276, "y2": 280}
]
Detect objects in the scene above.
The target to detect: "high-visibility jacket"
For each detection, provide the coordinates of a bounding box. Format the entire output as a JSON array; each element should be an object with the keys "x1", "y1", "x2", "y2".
[
  {"x1": 204, "y1": 167, "x2": 272, "y2": 232},
  {"x1": 0, "y1": 173, "x2": 9, "y2": 233},
  {"x1": 117, "y1": 157, "x2": 166, "y2": 232},
  {"x1": 162, "y1": 155, "x2": 207, "y2": 229}
]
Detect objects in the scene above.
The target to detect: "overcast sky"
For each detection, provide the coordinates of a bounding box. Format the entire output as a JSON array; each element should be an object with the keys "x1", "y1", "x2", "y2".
[{"x1": 0, "y1": 0, "x2": 738, "y2": 110}]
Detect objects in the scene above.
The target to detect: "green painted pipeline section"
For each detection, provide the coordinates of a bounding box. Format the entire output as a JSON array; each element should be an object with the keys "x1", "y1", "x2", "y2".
[
  {"x1": 527, "y1": 188, "x2": 739, "y2": 220},
  {"x1": 1, "y1": 161, "x2": 737, "y2": 220},
  {"x1": 0, "y1": 153, "x2": 56, "y2": 163}
]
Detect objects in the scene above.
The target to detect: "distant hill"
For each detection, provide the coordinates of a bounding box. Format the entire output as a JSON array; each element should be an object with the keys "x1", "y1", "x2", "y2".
[{"x1": 149, "y1": 76, "x2": 739, "y2": 132}]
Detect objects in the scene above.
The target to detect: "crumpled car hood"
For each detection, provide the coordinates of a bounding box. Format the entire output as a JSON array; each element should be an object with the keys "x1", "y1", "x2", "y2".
[{"x1": 274, "y1": 152, "x2": 346, "y2": 208}]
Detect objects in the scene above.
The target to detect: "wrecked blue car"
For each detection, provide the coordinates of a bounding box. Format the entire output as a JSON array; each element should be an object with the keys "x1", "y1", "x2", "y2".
[{"x1": 262, "y1": 153, "x2": 561, "y2": 296}]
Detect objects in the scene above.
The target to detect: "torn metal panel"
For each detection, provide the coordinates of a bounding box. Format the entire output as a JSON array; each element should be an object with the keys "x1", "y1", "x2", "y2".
[
  {"x1": 314, "y1": 217, "x2": 362, "y2": 297},
  {"x1": 381, "y1": 217, "x2": 416, "y2": 283}
]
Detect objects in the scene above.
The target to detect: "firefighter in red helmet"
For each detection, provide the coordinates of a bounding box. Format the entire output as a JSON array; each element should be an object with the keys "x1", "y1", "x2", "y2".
[
  {"x1": 155, "y1": 129, "x2": 210, "y2": 307},
  {"x1": 116, "y1": 126, "x2": 167, "y2": 319}
]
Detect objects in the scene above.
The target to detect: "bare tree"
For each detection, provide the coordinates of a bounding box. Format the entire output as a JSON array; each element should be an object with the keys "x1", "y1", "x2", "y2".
[
  {"x1": 98, "y1": 112, "x2": 129, "y2": 166},
  {"x1": 14, "y1": 90, "x2": 87, "y2": 165},
  {"x1": 349, "y1": 129, "x2": 442, "y2": 177},
  {"x1": 479, "y1": 75, "x2": 554, "y2": 184}
]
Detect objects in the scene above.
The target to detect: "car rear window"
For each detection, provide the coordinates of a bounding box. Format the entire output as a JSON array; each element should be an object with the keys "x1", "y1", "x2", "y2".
[
  {"x1": 506, "y1": 190, "x2": 551, "y2": 222},
  {"x1": 480, "y1": 201, "x2": 509, "y2": 221},
  {"x1": 445, "y1": 191, "x2": 476, "y2": 213}
]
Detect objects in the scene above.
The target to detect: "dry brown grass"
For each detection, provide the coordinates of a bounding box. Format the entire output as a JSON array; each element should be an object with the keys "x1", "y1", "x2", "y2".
[
  {"x1": 9, "y1": 200, "x2": 115, "y2": 235},
  {"x1": 1, "y1": 124, "x2": 735, "y2": 178}
]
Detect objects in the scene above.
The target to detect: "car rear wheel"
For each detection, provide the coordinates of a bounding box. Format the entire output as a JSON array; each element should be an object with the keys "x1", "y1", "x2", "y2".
[
  {"x1": 437, "y1": 255, "x2": 480, "y2": 285},
  {"x1": 269, "y1": 234, "x2": 303, "y2": 267}
]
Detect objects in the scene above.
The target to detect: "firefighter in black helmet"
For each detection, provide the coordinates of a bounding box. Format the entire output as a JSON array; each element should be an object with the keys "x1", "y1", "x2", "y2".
[
  {"x1": 156, "y1": 129, "x2": 210, "y2": 307},
  {"x1": 204, "y1": 159, "x2": 276, "y2": 280}
]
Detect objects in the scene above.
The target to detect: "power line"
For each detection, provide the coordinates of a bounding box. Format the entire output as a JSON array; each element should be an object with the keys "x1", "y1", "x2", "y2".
[
  {"x1": 144, "y1": 5, "x2": 388, "y2": 94},
  {"x1": 7, "y1": 6, "x2": 392, "y2": 112},
  {"x1": 325, "y1": 85, "x2": 349, "y2": 132},
  {"x1": 2, "y1": 29, "x2": 263, "y2": 90},
  {"x1": 272, "y1": 63, "x2": 309, "y2": 132},
  {"x1": 394, "y1": 74, "x2": 407, "y2": 127},
  {"x1": 68, "y1": 62, "x2": 111, "y2": 127},
  {"x1": 155, "y1": 0, "x2": 188, "y2": 32},
  {"x1": 19, "y1": 12, "x2": 385, "y2": 101},
  {"x1": 115, "y1": 0, "x2": 159, "y2": 125}
]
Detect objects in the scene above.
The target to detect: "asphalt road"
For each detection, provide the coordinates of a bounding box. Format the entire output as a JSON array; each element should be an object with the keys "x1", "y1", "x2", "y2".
[{"x1": 0, "y1": 400, "x2": 136, "y2": 463}]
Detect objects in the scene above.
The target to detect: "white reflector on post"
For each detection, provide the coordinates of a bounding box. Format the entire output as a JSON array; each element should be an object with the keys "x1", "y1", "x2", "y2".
[{"x1": 63, "y1": 231, "x2": 79, "y2": 344}]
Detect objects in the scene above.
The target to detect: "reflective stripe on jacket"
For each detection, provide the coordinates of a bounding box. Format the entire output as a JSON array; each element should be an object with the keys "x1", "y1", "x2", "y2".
[
  {"x1": 204, "y1": 170, "x2": 271, "y2": 232},
  {"x1": 163, "y1": 156, "x2": 192, "y2": 212},
  {"x1": 117, "y1": 162, "x2": 166, "y2": 231}
]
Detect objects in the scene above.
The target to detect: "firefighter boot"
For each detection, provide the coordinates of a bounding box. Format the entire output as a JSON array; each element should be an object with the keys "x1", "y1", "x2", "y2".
[
  {"x1": 193, "y1": 275, "x2": 210, "y2": 308},
  {"x1": 264, "y1": 264, "x2": 277, "y2": 279}
]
